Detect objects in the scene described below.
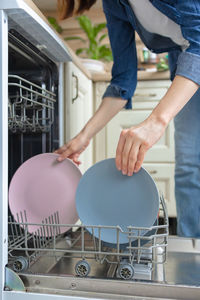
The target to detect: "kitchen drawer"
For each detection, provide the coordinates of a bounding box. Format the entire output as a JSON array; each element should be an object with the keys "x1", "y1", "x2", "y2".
[
  {"x1": 132, "y1": 80, "x2": 171, "y2": 110},
  {"x1": 94, "y1": 81, "x2": 171, "y2": 111},
  {"x1": 106, "y1": 110, "x2": 175, "y2": 162},
  {"x1": 143, "y1": 163, "x2": 176, "y2": 217}
]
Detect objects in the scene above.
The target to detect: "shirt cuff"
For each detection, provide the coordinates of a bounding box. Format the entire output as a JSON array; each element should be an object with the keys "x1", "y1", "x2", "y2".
[
  {"x1": 102, "y1": 84, "x2": 132, "y2": 109},
  {"x1": 175, "y1": 52, "x2": 200, "y2": 86}
]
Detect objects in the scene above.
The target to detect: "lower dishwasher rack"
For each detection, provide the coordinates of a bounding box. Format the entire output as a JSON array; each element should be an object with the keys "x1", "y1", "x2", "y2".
[
  {"x1": 6, "y1": 195, "x2": 200, "y2": 300},
  {"x1": 8, "y1": 195, "x2": 168, "y2": 282}
]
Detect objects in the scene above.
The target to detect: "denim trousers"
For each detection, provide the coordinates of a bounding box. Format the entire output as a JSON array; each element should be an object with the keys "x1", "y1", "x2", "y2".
[{"x1": 174, "y1": 88, "x2": 200, "y2": 237}]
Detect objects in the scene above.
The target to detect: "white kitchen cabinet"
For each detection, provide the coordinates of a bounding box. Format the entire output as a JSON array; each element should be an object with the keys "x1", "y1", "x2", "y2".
[
  {"x1": 94, "y1": 80, "x2": 176, "y2": 217},
  {"x1": 64, "y1": 62, "x2": 93, "y2": 174},
  {"x1": 143, "y1": 163, "x2": 176, "y2": 217}
]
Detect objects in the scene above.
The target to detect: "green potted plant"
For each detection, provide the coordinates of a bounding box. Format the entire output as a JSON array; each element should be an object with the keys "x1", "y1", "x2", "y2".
[{"x1": 48, "y1": 15, "x2": 113, "y2": 73}]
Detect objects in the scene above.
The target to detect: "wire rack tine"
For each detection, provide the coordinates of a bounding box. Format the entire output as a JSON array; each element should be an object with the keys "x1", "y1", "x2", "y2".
[
  {"x1": 16, "y1": 213, "x2": 23, "y2": 237},
  {"x1": 8, "y1": 216, "x2": 15, "y2": 244},
  {"x1": 55, "y1": 212, "x2": 61, "y2": 235},
  {"x1": 41, "y1": 221, "x2": 47, "y2": 247},
  {"x1": 45, "y1": 218, "x2": 50, "y2": 242},
  {"x1": 54, "y1": 213, "x2": 58, "y2": 236},
  {"x1": 14, "y1": 214, "x2": 19, "y2": 241},
  {"x1": 48, "y1": 216, "x2": 53, "y2": 237}
]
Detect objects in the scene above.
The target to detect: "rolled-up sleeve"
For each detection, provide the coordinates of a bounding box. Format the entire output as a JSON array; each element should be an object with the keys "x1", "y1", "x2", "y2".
[
  {"x1": 175, "y1": 1, "x2": 200, "y2": 85},
  {"x1": 102, "y1": 2, "x2": 138, "y2": 109}
]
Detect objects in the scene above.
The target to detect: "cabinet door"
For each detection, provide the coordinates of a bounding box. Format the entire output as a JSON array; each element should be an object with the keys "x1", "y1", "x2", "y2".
[
  {"x1": 107, "y1": 110, "x2": 175, "y2": 162},
  {"x1": 143, "y1": 163, "x2": 176, "y2": 217},
  {"x1": 64, "y1": 62, "x2": 93, "y2": 173}
]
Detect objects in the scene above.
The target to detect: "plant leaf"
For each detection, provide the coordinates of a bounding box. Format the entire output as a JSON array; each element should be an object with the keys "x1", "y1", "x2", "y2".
[
  {"x1": 64, "y1": 36, "x2": 86, "y2": 43},
  {"x1": 98, "y1": 45, "x2": 112, "y2": 53},
  {"x1": 98, "y1": 45, "x2": 113, "y2": 61},
  {"x1": 76, "y1": 48, "x2": 88, "y2": 56},
  {"x1": 93, "y1": 23, "x2": 106, "y2": 37},
  {"x1": 47, "y1": 16, "x2": 56, "y2": 23},
  {"x1": 47, "y1": 16, "x2": 63, "y2": 34},
  {"x1": 99, "y1": 34, "x2": 107, "y2": 43},
  {"x1": 76, "y1": 15, "x2": 94, "y2": 41}
]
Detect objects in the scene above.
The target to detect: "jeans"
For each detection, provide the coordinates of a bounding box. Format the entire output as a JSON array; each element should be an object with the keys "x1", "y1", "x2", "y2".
[{"x1": 174, "y1": 88, "x2": 200, "y2": 237}]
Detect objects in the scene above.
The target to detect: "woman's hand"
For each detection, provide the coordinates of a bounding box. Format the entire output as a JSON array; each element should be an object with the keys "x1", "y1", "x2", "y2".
[
  {"x1": 54, "y1": 132, "x2": 90, "y2": 164},
  {"x1": 116, "y1": 75, "x2": 199, "y2": 176},
  {"x1": 115, "y1": 116, "x2": 167, "y2": 176},
  {"x1": 54, "y1": 97, "x2": 126, "y2": 164}
]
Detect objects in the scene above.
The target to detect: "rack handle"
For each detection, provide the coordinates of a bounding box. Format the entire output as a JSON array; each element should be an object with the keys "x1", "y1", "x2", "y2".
[{"x1": 72, "y1": 73, "x2": 79, "y2": 103}]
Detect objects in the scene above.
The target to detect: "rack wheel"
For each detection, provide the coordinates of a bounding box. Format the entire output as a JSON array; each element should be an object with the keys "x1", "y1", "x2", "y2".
[
  {"x1": 117, "y1": 263, "x2": 134, "y2": 280},
  {"x1": 13, "y1": 256, "x2": 29, "y2": 272},
  {"x1": 75, "y1": 260, "x2": 90, "y2": 277}
]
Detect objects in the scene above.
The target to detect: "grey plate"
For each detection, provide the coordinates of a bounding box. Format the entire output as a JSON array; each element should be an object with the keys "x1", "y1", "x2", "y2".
[{"x1": 76, "y1": 158, "x2": 159, "y2": 245}]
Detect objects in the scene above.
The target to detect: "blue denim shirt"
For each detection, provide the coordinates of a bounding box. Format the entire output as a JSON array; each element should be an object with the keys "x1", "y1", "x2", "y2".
[{"x1": 102, "y1": 0, "x2": 200, "y2": 109}]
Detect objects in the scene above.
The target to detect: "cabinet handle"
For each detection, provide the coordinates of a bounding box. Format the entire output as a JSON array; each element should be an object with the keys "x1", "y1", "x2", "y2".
[
  {"x1": 134, "y1": 93, "x2": 157, "y2": 97},
  {"x1": 149, "y1": 170, "x2": 158, "y2": 175},
  {"x1": 72, "y1": 73, "x2": 79, "y2": 103}
]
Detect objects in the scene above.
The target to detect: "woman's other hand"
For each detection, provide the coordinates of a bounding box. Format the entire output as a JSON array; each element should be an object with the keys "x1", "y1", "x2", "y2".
[
  {"x1": 54, "y1": 132, "x2": 90, "y2": 164},
  {"x1": 115, "y1": 116, "x2": 167, "y2": 176}
]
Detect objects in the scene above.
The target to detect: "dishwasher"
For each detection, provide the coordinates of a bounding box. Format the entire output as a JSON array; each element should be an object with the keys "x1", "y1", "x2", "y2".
[{"x1": 1, "y1": 1, "x2": 200, "y2": 300}]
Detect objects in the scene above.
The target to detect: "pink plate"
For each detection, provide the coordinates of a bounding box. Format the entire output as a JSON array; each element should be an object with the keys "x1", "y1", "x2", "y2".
[{"x1": 9, "y1": 153, "x2": 82, "y2": 234}]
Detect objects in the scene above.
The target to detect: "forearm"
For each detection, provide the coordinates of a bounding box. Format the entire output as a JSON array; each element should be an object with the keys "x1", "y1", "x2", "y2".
[
  {"x1": 115, "y1": 75, "x2": 199, "y2": 175},
  {"x1": 149, "y1": 75, "x2": 199, "y2": 125},
  {"x1": 81, "y1": 97, "x2": 127, "y2": 139}
]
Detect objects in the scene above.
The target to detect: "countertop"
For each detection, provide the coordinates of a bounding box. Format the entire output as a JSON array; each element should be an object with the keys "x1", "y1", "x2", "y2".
[
  {"x1": 25, "y1": 0, "x2": 170, "y2": 83},
  {"x1": 92, "y1": 69, "x2": 170, "y2": 82}
]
